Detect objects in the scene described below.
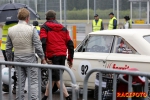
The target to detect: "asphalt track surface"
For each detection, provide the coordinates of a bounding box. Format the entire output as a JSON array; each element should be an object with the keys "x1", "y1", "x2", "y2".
[{"x1": 0, "y1": 51, "x2": 94, "y2": 100}]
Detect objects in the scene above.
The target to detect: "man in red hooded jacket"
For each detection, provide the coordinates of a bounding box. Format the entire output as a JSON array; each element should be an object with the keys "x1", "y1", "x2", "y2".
[{"x1": 40, "y1": 10, "x2": 74, "y2": 100}]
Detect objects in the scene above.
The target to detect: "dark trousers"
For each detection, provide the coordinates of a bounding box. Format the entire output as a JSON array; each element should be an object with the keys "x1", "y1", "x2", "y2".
[{"x1": 48, "y1": 56, "x2": 66, "y2": 81}]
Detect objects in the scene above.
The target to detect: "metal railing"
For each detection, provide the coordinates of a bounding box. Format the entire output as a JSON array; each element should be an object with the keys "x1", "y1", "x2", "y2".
[
  {"x1": 83, "y1": 68, "x2": 150, "y2": 100},
  {"x1": 0, "y1": 61, "x2": 77, "y2": 100}
]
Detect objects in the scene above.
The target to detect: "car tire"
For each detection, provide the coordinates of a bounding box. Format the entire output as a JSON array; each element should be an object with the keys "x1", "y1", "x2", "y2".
[{"x1": 2, "y1": 83, "x2": 9, "y2": 92}]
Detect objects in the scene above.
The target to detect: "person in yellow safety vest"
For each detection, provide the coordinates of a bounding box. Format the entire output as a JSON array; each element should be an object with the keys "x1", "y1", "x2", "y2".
[
  {"x1": 108, "y1": 12, "x2": 117, "y2": 30},
  {"x1": 1, "y1": 21, "x2": 18, "y2": 94},
  {"x1": 128, "y1": 16, "x2": 133, "y2": 28},
  {"x1": 1, "y1": 21, "x2": 18, "y2": 63},
  {"x1": 124, "y1": 16, "x2": 132, "y2": 29},
  {"x1": 92, "y1": 14, "x2": 104, "y2": 32},
  {"x1": 33, "y1": 21, "x2": 40, "y2": 35}
]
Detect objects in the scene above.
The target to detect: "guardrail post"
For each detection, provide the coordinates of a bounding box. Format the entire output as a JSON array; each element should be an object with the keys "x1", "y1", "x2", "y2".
[
  {"x1": 144, "y1": 77, "x2": 148, "y2": 100},
  {"x1": 113, "y1": 74, "x2": 117, "y2": 100},
  {"x1": 9, "y1": 67, "x2": 12, "y2": 100},
  {"x1": 60, "y1": 70, "x2": 64, "y2": 100},
  {"x1": 48, "y1": 69, "x2": 52, "y2": 100},
  {"x1": 72, "y1": 25, "x2": 77, "y2": 48},
  {"x1": 82, "y1": 69, "x2": 92, "y2": 100},
  {"x1": 0, "y1": 65, "x2": 2, "y2": 100},
  {"x1": 38, "y1": 68, "x2": 41, "y2": 99},
  {"x1": 18, "y1": 67, "x2": 21, "y2": 100},
  {"x1": 128, "y1": 75, "x2": 132, "y2": 100},
  {"x1": 72, "y1": 84, "x2": 77, "y2": 100},
  {"x1": 98, "y1": 72, "x2": 102, "y2": 100},
  {"x1": 28, "y1": 67, "x2": 31, "y2": 100}
]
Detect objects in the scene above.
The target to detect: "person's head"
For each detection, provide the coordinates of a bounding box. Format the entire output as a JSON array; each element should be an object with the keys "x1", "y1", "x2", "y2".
[
  {"x1": 120, "y1": 39, "x2": 124, "y2": 44},
  {"x1": 124, "y1": 16, "x2": 130, "y2": 21},
  {"x1": 17, "y1": 8, "x2": 30, "y2": 23},
  {"x1": 45, "y1": 10, "x2": 56, "y2": 20},
  {"x1": 33, "y1": 21, "x2": 39, "y2": 26},
  {"x1": 127, "y1": 16, "x2": 130, "y2": 20},
  {"x1": 124, "y1": 16, "x2": 128, "y2": 21},
  {"x1": 94, "y1": 14, "x2": 99, "y2": 20},
  {"x1": 109, "y1": 12, "x2": 114, "y2": 19}
]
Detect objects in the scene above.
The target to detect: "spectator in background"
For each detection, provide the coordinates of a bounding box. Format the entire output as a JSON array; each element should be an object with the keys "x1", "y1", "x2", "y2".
[
  {"x1": 108, "y1": 12, "x2": 117, "y2": 30},
  {"x1": 128, "y1": 16, "x2": 133, "y2": 28},
  {"x1": 124, "y1": 16, "x2": 132, "y2": 29},
  {"x1": 33, "y1": 20, "x2": 40, "y2": 35},
  {"x1": 124, "y1": 16, "x2": 130, "y2": 29},
  {"x1": 1, "y1": 20, "x2": 18, "y2": 94},
  {"x1": 92, "y1": 14, "x2": 104, "y2": 32}
]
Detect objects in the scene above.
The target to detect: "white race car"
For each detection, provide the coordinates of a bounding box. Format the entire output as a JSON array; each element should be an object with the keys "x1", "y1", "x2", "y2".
[{"x1": 63, "y1": 29, "x2": 150, "y2": 89}]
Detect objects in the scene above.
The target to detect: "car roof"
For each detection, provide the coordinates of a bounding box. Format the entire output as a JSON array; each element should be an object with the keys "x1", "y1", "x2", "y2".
[{"x1": 89, "y1": 29, "x2": 150, "y2": 37}]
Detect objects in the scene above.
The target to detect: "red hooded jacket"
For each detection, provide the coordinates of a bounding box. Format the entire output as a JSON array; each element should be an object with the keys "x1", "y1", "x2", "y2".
[{"x1": 40, "y1": 20, "x2": 74, "y2": 62}]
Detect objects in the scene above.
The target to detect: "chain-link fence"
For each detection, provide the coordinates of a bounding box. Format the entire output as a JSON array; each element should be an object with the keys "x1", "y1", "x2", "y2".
[
  {"x1": 132, "y1": 2, "x2": 147, "y2": 20},
  {"x1": 0, "y1": 0, "x2": 149, "y2": 24}
]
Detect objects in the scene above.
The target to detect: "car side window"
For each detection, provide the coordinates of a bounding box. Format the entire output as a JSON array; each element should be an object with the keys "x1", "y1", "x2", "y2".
[
  {"x1": 79, "y1": 35, "x2": 114, "y2": 53},
  {"x1": 76, "y1": 35, "x2": 89, "y2": 52},
  {"x1": 113, "y1": 36, "x2": 137, "y2": 54}
]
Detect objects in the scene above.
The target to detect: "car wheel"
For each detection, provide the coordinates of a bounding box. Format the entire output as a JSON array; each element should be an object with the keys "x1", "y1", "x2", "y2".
[{"x1": 2, "y1": 83, "x2": 9, "y2": 92}]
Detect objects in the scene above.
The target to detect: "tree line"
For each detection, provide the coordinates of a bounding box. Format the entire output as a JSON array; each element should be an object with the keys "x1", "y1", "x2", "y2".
[{"x1": 67, "y1": 0, "x2": 130, "y2": 10}]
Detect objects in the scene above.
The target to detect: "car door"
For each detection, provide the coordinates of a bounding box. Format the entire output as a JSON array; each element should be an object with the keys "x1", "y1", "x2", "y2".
[
  {"x1": 63, "y1": 34, "x2": 114, "y2": 89},
  {"x1": 106, "y1": 36, "x2": 150, "y2": 72}
]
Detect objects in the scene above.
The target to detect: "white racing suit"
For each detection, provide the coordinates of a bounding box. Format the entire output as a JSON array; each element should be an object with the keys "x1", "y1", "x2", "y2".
[{"x1": 6, "y1": 21, "x2": 45, "y2": 100}]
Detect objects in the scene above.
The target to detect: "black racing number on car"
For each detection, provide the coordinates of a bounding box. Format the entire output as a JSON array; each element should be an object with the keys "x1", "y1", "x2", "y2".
[{"x1": 81, "y1": 65, "x2": 88, "y2": 75}]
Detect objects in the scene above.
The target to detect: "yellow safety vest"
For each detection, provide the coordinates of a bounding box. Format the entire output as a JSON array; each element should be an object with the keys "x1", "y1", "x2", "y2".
[
  {"x1": 35, "y1": 26, "x2": 40, "y2": 36},
  {"x1": 129, "y1": 20, "x2": 132, "y2": 28},
  {"x1": 108, "y1": 17, "x2": 117, "y2": 30},
  {"x1": 36, "y1": 26, "x2": 40, "y2": 31},
  {"x1": 124, "y1": 20, "x2": 132, "y2": 29},
  {"x1": 92, "y1": 19, "x2": 102, "y2": 32},
  {"x1": 1, "y1": 23, "x2": 17, "y2": 51}
]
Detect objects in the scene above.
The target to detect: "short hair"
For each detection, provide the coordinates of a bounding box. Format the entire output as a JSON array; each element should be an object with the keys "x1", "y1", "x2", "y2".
[
  {"x1": 33, "y1": 21, "x2": 39, "y2": 26},
  {"x1": 45, "y1": 10, "x2": 56, "y2": 20},
  {"x1": 17, "y1": 8, "x2": 30, "y2": 20},
  {"x1": 124, "y1": 16, "x2": 130, "y2": 21}
]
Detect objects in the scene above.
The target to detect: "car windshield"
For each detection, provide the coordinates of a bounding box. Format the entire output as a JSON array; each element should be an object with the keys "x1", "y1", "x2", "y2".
[
  {"x1": 83, "y1": 35, "x2": 114, "y2": 53},
  {"x1": 144, "y1": 35, "x2": 150, "y2": 43}
]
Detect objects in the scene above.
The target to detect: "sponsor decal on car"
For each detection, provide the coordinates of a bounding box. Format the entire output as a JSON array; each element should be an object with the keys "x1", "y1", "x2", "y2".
[{"x1": 106, "y1": 62, "x2": 129, "y2": 70}]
